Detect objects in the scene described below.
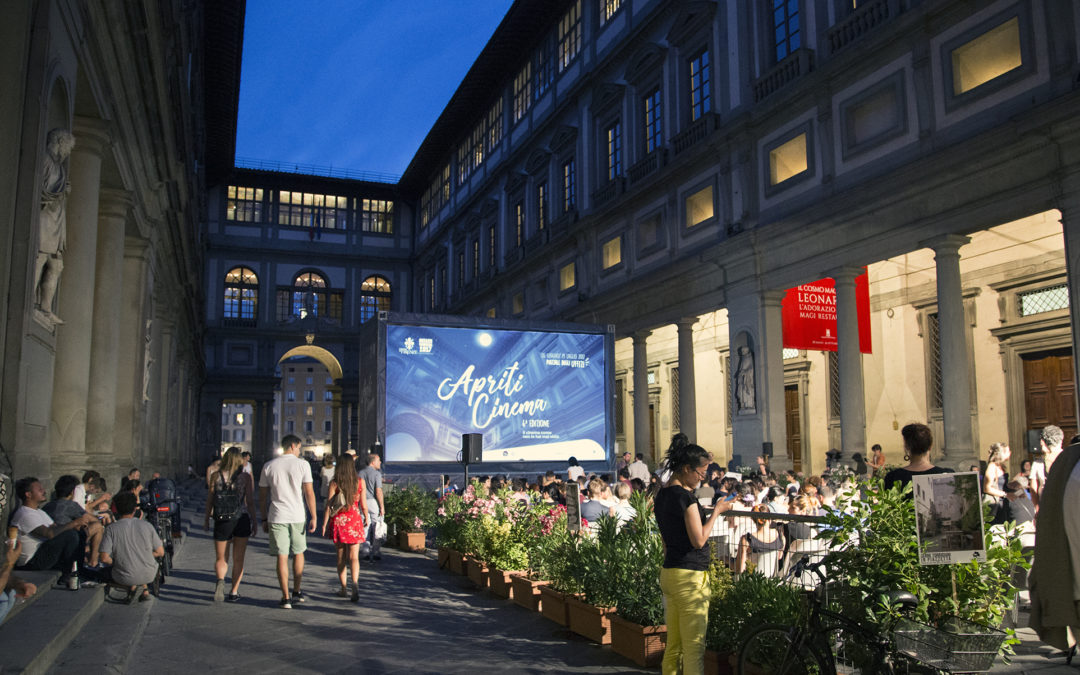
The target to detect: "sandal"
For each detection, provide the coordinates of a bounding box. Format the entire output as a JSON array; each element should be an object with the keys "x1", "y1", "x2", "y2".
[{"x1": 138, "y1": 590, "x2": 152, "y2": 602}]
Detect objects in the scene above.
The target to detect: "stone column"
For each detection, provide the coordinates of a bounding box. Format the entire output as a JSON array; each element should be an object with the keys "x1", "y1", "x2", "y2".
[
  {"x1": 1060, "y1": 201, "x2": 1080, "y2": 422},
  {"x1": 328, "y1": 386, "x2": 343, "y2": 455},
  {"x1": 829, "y1": 266, "x2": 866, "y2": 460},
  {"x1": 113, "y1": 238, "x2": 150, "y2": 471},
  {"x1": 85, "y1": 190, "x2": 131, "y2": 470},
  {"x1": 632, "y1": 330, "x2": 652, "y2": 463},
  {"x1": 676, "y1": 318, "x2": 698, "y2": 443},
  {"x1": 50, "y1": 118, "x2": 109, "y2": 472},
  {"x1": 923, "y1": 234, "x2": 973, "y2": 468}
]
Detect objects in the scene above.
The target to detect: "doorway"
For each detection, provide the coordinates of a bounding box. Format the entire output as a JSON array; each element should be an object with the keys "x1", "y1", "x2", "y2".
[
  {"x1": 1023, "y1": 348, "x2": 1077, "y2": 444},
  {"x1": 784, "y1": 385, "x2": 802, "y2": 472}
]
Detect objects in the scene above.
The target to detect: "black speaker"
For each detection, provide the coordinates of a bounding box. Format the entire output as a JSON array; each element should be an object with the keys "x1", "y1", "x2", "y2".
[
  {"x1": 761, "y1": 442, "x2": 773, "y2": 458},
  {"x1": 462, "y1": 433, "x2": 483, "y2": 464}
]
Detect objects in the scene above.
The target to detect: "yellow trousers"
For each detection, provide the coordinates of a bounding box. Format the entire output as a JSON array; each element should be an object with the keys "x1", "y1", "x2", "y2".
[{"x1": 660, "y1": 567, "x2": 710, "y2": 675}]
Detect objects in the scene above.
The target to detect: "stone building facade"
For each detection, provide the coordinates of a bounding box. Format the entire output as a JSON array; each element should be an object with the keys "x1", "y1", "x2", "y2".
[
  {"x1": 0, "y1": 1, "x2": 243, "y2": 491},
  {"x1": 398, "y1": 0, "x2": 1080, "y2": 475}
]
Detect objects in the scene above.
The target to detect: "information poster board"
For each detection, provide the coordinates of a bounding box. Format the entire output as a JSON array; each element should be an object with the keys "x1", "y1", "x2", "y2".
[
  {"x1": 781, "y1": 271, "x2": 872, "y2": 353},
  {"x1": 565, "y1": 483, "x2": 581, "y2": 533},
  {"x1": 913, "y1": 472, "x2": 986, "y2": 565}
]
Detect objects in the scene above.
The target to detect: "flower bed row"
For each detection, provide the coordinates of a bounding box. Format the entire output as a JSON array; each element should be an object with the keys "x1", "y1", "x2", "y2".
[{"x1": 396, "y1": 479, "x2": 1027, "y2": 671}]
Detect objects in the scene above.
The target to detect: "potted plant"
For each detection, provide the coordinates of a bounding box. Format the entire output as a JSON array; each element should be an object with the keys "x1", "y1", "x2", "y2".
[
  {"x1": 705, "y1": 569, "x2": 802, "y2": 674},
  {"x1": 610, "y1": 498, "x2": 669, "y2": 667},
  {"x1": 511, "y1": 501, "x2": 567, "y2": 612},
  {"x1": 383, "y1": 484, "x2": 436, "y2": 552},
  {"x1": 567, "y1": 515, "x2": 624, "y2": 644},
  {"x1": 536, "y1": 510, "x2": 581, "y2": 626},
  {"x1": 433, "y1": 489, "x2": 467, "y2": 574}
]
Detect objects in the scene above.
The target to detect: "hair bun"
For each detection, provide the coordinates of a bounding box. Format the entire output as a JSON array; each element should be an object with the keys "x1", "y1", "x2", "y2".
[{"x1": 670, "y1": 433, "x2": 689, "y2": 451}]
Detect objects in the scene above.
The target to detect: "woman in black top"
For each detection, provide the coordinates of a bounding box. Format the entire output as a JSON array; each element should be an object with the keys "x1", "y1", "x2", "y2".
[
  {"x1": 884, "y1": 423, "x2": 952, "y2": 490},
  {"x1": 654, "y1": 434, "x2": 734, "y2": 675}
]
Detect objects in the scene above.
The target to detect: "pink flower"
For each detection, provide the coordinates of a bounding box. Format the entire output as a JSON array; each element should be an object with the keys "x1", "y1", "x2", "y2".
[
  {"x1": 414, "y1": 516, "x2": 424, "y2": 529},
  {"x1": 437, "y1": 506, "x2": 446, "y2": 517}
]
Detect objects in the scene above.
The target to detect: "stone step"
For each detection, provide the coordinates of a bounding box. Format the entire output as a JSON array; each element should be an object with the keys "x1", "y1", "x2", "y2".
[
  {"x1": 0, "y1": 580, "x2": 104, "y2": 674},
  {"x1": 2, "y1": 570, "x2": 60, "y2": 625}
]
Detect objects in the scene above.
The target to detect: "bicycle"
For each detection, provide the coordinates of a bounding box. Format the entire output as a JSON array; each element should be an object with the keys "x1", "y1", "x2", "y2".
[
  {"x1": 141, "y1": 500, "x2": 175, "y2": 577},
  {"x1": 734, "y1": 552, "x2": 1002, "y2": 673}
]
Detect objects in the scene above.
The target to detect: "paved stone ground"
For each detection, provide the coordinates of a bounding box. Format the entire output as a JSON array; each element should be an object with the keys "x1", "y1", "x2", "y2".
[
  {"x1": 51, "y1": 492, "x2": 652, "y2": 674},
  {"x1": 46, "y1": 486, "x2": 1080, "y2": 674}
]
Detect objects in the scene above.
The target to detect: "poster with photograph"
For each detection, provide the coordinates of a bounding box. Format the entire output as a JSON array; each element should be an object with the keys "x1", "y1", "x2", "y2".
[{"x1": 912, "y1": 471, "x2": 986, "y2": 565}]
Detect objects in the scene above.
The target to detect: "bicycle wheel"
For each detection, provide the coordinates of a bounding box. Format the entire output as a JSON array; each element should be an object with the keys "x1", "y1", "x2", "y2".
[{"x1": 738, "y1": 623, "x2": 833, "y2": 675}]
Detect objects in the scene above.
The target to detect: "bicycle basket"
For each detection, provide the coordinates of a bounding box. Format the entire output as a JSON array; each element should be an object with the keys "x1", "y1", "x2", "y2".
[{"x1": 892, "y1": 616, "x2": 1005, "y2": 673}]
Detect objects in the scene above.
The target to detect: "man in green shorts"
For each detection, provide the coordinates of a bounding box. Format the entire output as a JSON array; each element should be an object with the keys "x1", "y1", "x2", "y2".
[{"x1": 259, "y1": 434, "x2": 317, "y2": 609}]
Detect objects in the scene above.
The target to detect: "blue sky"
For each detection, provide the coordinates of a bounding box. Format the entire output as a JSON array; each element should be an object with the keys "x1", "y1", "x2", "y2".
[{"x1": 236, "y1": 1, "x2": 514, "y2": 178}]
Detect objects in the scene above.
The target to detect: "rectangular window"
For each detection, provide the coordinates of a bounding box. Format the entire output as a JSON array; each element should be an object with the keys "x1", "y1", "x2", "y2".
[
  {"x1": 614, "y1": 378, "x2": 625, "y2": 435},
  {"x1": 324, "y1": 390, "x2": 333, "y2": 401},
  {"x1": 772, "y1": 0, "x2": 802, "y2": 63},
  {"x1": 221, "y1": 429, "x2": 231, "y2": 442},
  {"x1": 769, "y1": 133, "x2": 808, "y2": 185},
  {"x1": 602, "y1": 236, "x2": 622, "y2": 269},
  {"x1": 512, "y1": 292, "x2": 524, "y2": 315},
  {"x1": 606, "y1": 120, "x2": 622, "y2": 181},
  {"x1": 689, "y1": 50, "x2": 711, "y2": 121},
  {"x1": 644, "y1": 88, "x2": 662, "y2": 154},
  {"x1": 286, "y1": 390, "x2": 296, "y2": 402},
  {"x1": 429, "y1": 276, "x2": 436, "y2": 311},
  {"x1": 278, "y1": 191, "x2": 349, "y2": 230},
  {"x1": 534, "y1": 40, "x2": 554, "y2": 99},
  {"x1": 305, "y1": 406, "x2": 314, "y2": 417},
  {"x1": 226, "y1": 186, "x2": 263, "y2": 222},
  {"x1": 458, "y1": 251, "x2": 465, "y2": 289},
  {"x1": 358, "y1": 199, "x2": 394, "y2": 233},
  {"x1": 638, "y1": 215, "x2": 660, "y2": 251},
  {"x1": 601, "y1": 0, "x2": 623, "y2": 24},
  {"x1": 537, "y1": 182, "x2": 547, "y2": 230},
  {"x1": 559, "y1": 262, "x2": 576, "y2": 291},
  {"x1": 685, "y1": 185, "x2": 714, "y2": 228},
  {"x1": 951, "y1": 17, "x2": 1022, "y2": 95},
  {"x1": 286, "y1": 420, "x2": 295, "y2": 433},
  {"x1": 304, "y1": 420, "x2": 313, "y2": 433},
  {"x1": 927, "y1": 312, "x2": 943, "y2": 411},
  {"x1": 457, "y1": 142, "x2": 471, "y2": 186},
  {"x1": 671, "y1": 366, "x2": 681, "y2": 432},
  {"x1": 486, "y1": 307, "x2": 496, "y2": 318},
  {"x1": 562, "y1": 159, "x2": 576, "y2": 213},
  {"x1": 305, "y1": 377, "x2": 313, "y2": 385},
  {"x1": 557, "y1": 0, "x2": 583, "y2": 71},
  {"x1": 471, "y1": 121, "x2": 485, "y2": 170},
  {"x1": 304, "y1": 390, "x2": 314, "y2": 402},
  {"x1": 324, "y1": 420, "x2": 332, "y2": 434},
  {"x1": 515, "y1": 202, "x2": 525, "y2": 247},
  {"x1": 441, "y1": 163, "x2": 451, "y2": 202},
  {"x1": 488, "y1": 225, "x2": 497, "y2": 270},
  {"x1": 514, "y1": 63, "x2": 532, "y2": 122},
  {"x1": 487, "y1": 98, "x2": 503, "y2": 152},
  {"x1": 472, "y1": 240, "x2": 480, "y2": 279},
  {"x1": 1019, "y1": 283, "x2": 1069, "y2": 316}
]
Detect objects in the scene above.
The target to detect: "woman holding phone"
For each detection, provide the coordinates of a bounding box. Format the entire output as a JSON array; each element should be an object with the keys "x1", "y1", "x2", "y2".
[{"x1": 654, "y1": 434, "x2": 735, "y2": 675}]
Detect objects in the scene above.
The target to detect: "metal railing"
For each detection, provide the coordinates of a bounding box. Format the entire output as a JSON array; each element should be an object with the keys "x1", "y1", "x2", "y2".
[{"x1": 234, "y1": 157, "x2": 401, "y2": 184}]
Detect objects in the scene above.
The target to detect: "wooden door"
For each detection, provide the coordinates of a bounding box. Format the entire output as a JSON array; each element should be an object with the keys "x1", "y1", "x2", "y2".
[
  {"x1": 1023, "y1": 349, "x2": 1077, "y2": 444},
  {"x1": 785, "y1": 385, "x2": 802, "y2": 472}
]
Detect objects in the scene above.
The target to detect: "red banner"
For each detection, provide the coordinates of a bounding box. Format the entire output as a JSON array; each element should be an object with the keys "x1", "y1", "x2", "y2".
[{"x1": 781, "y1": 270, "x2": 872, "y2": 353}]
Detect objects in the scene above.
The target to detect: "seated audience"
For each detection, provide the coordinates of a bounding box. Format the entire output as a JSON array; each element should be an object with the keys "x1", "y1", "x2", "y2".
[
  {"x1": 613, "y1": 482, "x2": 637, "y2": 524},
  {"x1": 43, "y1": 474, "x2": 104, "y2": 567},
  {"x1": 580, "y1": 479, "x2": 617, "y2": 523},
  {"x1": 11, "y1": 477, "x2": 96, "y2": 586},
  {"x1": 100, "y1": 491, "x2": 165, "y2": 602}
]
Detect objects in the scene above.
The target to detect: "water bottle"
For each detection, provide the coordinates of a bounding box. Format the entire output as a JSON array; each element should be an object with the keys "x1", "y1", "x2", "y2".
[{"x1": 68, "y1": 561, "x2": 79, "y2": 590}]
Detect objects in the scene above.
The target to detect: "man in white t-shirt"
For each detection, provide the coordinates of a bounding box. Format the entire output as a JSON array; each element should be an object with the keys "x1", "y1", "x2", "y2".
[
  {"x1": 11, "y1": 477, "x2": 96, "y2": 587},
  {"x1": 259, "y1": 434, "x2": 316, "y2": 609},
  {"x1": 627, "y1": 453, "x2": 651, "y2": 483}
]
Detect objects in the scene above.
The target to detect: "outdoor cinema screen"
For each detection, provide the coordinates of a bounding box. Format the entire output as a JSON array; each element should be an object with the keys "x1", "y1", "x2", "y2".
[{"x1": 384, "y1": 323, "x2": 607, "y2": 463}]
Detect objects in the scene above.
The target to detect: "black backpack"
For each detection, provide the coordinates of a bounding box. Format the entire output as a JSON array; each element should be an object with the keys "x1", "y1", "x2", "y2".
[
  {"x1": 213, "y1": 473, "x2": 241, "y2": 521},
  {"x1": 146, "y1": 477, "x2": 176, "y2": 507}
]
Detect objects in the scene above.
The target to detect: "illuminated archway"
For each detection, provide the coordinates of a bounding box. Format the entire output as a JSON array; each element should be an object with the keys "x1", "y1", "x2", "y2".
[{"x1": 277, "y1": 344, "x2": 343, "y2": 380}]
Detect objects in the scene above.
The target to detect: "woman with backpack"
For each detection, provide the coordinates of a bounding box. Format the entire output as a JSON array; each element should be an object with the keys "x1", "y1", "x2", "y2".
[
  {"x1": 204, "y1": 446, "x2": 258, "y2": 602},
  {"x1": 319, "y1": 455, "x2": 367, "y2": 602}
]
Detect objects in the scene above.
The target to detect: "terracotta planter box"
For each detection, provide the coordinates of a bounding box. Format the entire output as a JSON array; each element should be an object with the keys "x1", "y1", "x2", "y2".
[
  {"x1": 398, "y1": 531, "x2": 426, "y2": 552},
  {"x1": 539, "y1": 586, "x2": 572, "y2": 626},
  {"x1": 609, "y1": 614, "x2": 667, "y2": 667},
  {"x1": 437, "y1": 546, "x2": 450, "y2": 568},
  {"x1": 510, "y1": 574, "x2": 545, "y2": 612},
  {"x1": 487, "y1": 567, "x2": 519, "y2": 599},
  {"x1": 464, "y1": 556, "x2": 489, "y2": 589},
  {"x1": 566, "y1": 596, "x2": 615, "y2": 644},
  {"x1": 703, "y1": 650, "x2": 736, "y2": 675},
  {"x1": 446, "y1": 548, "x2": 464, "y2": 575}
]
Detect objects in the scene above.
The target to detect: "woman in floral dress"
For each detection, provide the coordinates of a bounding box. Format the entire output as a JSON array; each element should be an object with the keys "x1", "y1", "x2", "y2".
[{"x1": 320, "y1": 457, "x2": 367, "y2": 602}]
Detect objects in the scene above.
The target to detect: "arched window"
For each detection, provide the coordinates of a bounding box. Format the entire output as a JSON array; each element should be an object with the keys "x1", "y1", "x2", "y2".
[
  {"x1": 292, "y1": 271, "x2": 326, "y2": 318},
  {"x1": 276, "y1": 270, "x2": 343, "y2": 322},
  {"x1": 359, "y1": 275, "x2": 392, "y2": 323},
  {"x1": 224, "y1": 267, "x2": 258, "y2": 324}
]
